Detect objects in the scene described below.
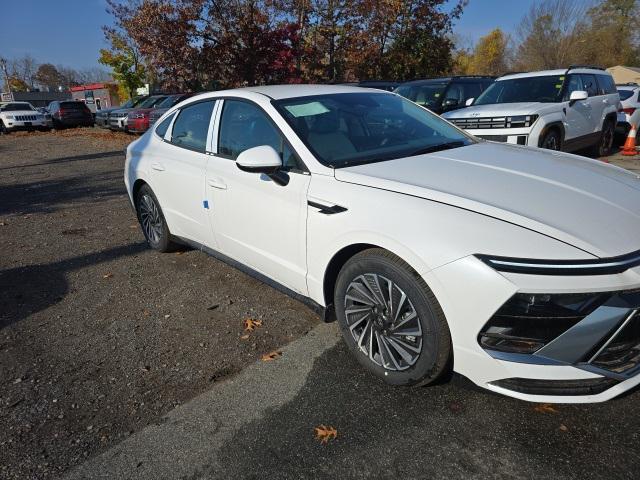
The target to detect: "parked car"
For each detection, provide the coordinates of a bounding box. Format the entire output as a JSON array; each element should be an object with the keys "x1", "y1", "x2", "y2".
[
  {"x1": 0, "y1": 101, "x2": 51, "y2": 133},
  {"x1": 47, "y1": 100, "x2": 94, "y2": 129},
  {"x1": 109, "y1": 95, "x2": 166, "y2": 132},
  {"x1": 616, "y1": 83, "x2": 640, "y2": 136},
  {"x1": 357, "y1": 81, "x2": 400, "y2": 92},
  {"x1": 36, "y1": 107, "x2": 54, "y2": 129},
  {"x1": 443, "y1": 66, "x2": 620, "y2": 156},
  {"x1": 394, "y1": 76, "x2": 494, "y2": 114},
  {"x1": 131, "y1": 93, "x2": 195, "y2": 133},
  {"x1": 126, "y1": 85, "x2": 640, "y2": 404},
  {"x1": 95, "y1": 97, "x2": 144, "y2": 129}
]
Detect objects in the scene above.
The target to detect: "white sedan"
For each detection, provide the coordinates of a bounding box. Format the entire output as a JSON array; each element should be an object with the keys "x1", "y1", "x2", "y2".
[{"x1": 125, "y1": 85, "x2": 640, "y2": 403}]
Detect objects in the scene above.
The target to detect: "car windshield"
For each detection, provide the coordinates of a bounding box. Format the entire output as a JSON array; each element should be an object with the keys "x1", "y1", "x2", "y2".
[
  {"x1": 394, "y1": 83, "x2": 448, "y2": 108},
  {"x1": 157, "y1": 95, "x2": 185, "y2": 108},
  {"x1": 137, "y1": 96, "x2": 167, "y2": 108},
  {"x1": 274, "y1": 92, "x2": 473, "y2": 168},
  {"x1": 618, "y1": 89, "x2": 635, "y2": 101},
  {"x1": 2, "y1": 103, "x2": 35, "y2": 111},
  {"x1": 474, "y1": 75, "x2": 565, "y2": 105}
]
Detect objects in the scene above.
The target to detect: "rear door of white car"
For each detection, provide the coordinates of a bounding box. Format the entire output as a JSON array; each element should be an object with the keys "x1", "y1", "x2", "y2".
[
  {"x1": 581, "y1": 73, "x2": 604, "y2": 134},
  {"x1": 204, "y1": 98, "x2": 311, "y2": 294},
  {"x1": 148, "y1": 99, "x2": 217, "y2": 246}
]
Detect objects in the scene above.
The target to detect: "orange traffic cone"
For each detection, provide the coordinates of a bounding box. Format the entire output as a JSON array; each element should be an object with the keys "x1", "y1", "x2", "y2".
[{"x1": 621, "y1": 123, "x2": 639, "y2": 156}]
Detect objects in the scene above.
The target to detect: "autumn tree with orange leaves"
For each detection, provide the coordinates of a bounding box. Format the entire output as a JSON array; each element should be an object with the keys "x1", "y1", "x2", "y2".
[{"x1": 104, "y1": 0, "x2": 466, "y2": 90}]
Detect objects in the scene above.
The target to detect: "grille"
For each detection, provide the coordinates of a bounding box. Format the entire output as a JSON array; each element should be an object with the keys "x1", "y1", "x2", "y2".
[
  {"x1": 591, "y1": 312, "x2": 640, "y2": 373},
  {"x1": 16, "y1": 115, "x2": 39, "y2": 121},
  {"x1": 477, "y1": 135, "x2": 508, "y2": 142},
  {"x1": 450, "y1": 117, "x2": 507, "y2": 129}
]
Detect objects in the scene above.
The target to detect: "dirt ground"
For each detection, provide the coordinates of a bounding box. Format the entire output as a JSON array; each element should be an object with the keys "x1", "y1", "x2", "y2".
[{"x1": 0, "y1": 128, "x2": 320, "y2": 479}]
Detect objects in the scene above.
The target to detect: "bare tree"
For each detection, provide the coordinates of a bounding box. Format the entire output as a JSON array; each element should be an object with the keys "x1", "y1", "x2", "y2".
[
  {"x1": 514, "y1": 0, "x2": 593, "y2": 70},
  {"x1": 9, "y1": 54, "x2": 39, "y2": 89}
]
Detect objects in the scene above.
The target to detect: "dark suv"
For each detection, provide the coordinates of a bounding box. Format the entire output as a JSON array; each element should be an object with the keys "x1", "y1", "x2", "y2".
[
  {"x1": 394, "y1": 76, "x2": 494, "y2": 115},
  {"x1": 47, "y1": 101, "x2": 94, "y2": 128}
]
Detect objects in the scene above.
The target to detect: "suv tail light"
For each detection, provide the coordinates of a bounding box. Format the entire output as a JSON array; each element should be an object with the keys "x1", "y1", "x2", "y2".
[{"x1": 620, "y1": 107, "x2": 636, "y2": 115}]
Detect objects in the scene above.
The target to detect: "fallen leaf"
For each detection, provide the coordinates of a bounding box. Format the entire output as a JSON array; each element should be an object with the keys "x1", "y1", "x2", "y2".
[
  {"x1": 142, "y1": 310, "x2": 150, "y2": 317},
  {"x1": 559, "y1": 424, "x2": 568, "y2": 432},
  {"x1": 0, "y1": 221, "x2": 6, "y2": 226},
  {"x1": 175, "y1": 251, "x2": 184, "y2": 255},
  {"x1": 243, "y1": 318, "x2": 263, "y2": 332},
  {"x1": 129, "y1": 225, "x2": 137, "y2": 229},
  {"x1": 207, "y1": 304, "x2": 220, "y2": 311},
  {"x1": 102, "y1": 273, "x2": 113, "y2": 279},
  {"x1": 314, "y1": 425, "x2": 338, "y2": 444},
  {"x1": 240, "y1": 334, "x2": 250, "y2": 340},
  {"x1": 261, "y1": 350, "x2": 282, "y2": 361},
  {"x1": 534, "y1": 403, "x2": 559, "y2": 414}
]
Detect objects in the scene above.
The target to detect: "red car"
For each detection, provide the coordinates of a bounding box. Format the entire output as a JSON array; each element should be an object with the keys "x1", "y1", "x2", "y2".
[
  {"x1": 127, "y1": 93, "x2": 194, "y2": 133},
  {"x1": 125, "y1": 95, "x2": 169, "y2": 133}
]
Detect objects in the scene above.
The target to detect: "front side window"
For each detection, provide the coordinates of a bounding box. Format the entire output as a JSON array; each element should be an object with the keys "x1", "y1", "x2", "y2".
[
  {"x1": 274, "y1": 92, "x2": 473, "y2": 168},
  {"x1": 475, "y1": 75, "x2": 565, "y2": 104},
  {"x1": 170, "y1": 100, "x2": 215, "y2": 152},
  {"x1": 218, "y1": 100, "x2": 283, "y2": 160},
  {"x1": 581, "y1": 74, "x2": 599, "y2": 97},
  {"x1": 394, "y1": 83, "x2": 448, "y2": 109},
  {"x1": 564, "y1": 75, "x2": 584, "y2": 100}
]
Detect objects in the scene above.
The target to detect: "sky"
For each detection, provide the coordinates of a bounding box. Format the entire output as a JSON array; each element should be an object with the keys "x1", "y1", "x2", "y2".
[{"x1": 0, "y1": 0, "x2": 540, "y2": 70}]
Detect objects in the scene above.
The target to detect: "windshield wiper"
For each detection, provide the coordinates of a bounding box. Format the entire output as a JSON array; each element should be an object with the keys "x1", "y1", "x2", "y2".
[{"x1": 409, "y1": 141, "x2": 466, "y2": 156}]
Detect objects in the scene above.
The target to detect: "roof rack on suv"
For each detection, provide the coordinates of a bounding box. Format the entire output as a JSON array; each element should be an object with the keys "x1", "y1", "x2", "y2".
[
  {"x1": 499, "y1": 71, "x2": 527, "y2": 77},
  {"x1": 567, "y1": 65, "x2": 605, "y2": 71},
  {"x1": 616, "y1": 82, "x2": 639, "y2": 87}
]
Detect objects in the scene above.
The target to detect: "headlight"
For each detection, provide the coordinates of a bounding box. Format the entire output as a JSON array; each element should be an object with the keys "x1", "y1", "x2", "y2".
[
  {"x1": 129, "y1": 113, "x2": 146, "y2": 119},
  {"x1": 4, "y1": 115, "x2": 14, "y2": 120},
  {"x1": 479, "y1": 292, "x2": 609, "y2": 354},
  {"x1": 506, "y1": 115, "x2": 538, "y2": 128}
]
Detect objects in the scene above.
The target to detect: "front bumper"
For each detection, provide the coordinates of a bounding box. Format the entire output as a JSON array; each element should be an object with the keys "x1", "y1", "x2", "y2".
[
  {"x1": 4, "y1": 119, "x2": 49, "y2": 130},
  {"x1": 109, "y1": 116, "x2": 128, "y2": 130},
  {"x1": 427, "y1": 255, "x2": 640, "y2": 403},
  {"x1": 127, "y1": 117, "x2": 149, "y2": 133},
  {"x1": 459, "y1": 127, "x2": 534, "y2": 147}
]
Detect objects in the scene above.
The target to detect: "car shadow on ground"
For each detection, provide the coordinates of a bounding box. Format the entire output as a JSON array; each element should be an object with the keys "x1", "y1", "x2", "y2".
[
  {"x1": 0, "y1": 242, "x2": 147, "y2": 329},
  {"x1": 0, "y1": 172, "x2": 125, "y2": 216},
  {"x1": 212, "y1": 341, "x2": 640, "y2": 480},
  {"x1": 0, "y1": 150, "x2": 125, "y2": 172}
]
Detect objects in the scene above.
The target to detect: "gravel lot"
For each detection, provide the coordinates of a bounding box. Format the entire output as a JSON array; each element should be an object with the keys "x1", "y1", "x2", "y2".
[
  {"x1": 0, "y1": 128, "x2": 319, "y2": 479},
  {"x1": 1, "y1": 128, "x2": 639, "y2": 479}
]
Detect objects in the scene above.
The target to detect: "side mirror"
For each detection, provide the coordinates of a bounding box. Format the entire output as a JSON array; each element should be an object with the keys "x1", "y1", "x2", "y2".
[
  {"x1": 236, "y1": 145, "x2": 288, "y2": 186},
  {"x1": 465, "y1": 97, "x2": 475, "y2": 106},
  {"x1": 569, "y1": 90, "x2": 588, "y2": 104},
  {"x1": 443, "y1": 98, "x2": 459, "y2": 108}
]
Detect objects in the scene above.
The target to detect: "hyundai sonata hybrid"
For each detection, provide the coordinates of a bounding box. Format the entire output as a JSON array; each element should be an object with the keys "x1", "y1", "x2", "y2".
[{"x1": 125, "y1": 85, "x2": 640, "y2": 403}]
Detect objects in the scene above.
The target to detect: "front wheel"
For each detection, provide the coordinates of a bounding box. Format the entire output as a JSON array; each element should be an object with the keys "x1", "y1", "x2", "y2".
[
  {"x1": 540, "y1": 129, "x2": 561, "y2": 151},
  {"x1": 334, "y1": 248, "x2": 452, "y2": 386},
  {"x1": 134, "y1": 184, "x2": 177, "y2": 252},
  {"x1": 0, "y1": 121, "x2": 8, "y2": 135}
]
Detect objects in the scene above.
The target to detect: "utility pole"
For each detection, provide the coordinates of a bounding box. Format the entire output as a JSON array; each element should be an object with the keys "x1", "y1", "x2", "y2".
[{"x1": 0, "y1": 57, "x2": 13, "y2": 101}]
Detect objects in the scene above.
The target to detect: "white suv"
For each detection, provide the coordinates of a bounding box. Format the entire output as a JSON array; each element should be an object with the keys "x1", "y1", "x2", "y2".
[
  {"x1": 0, "y1": 101, "x2": 51, "y2": 134},
  {"x1": 442, "y1": 67, "x2": 620, "y2": 156},
  {"x1": 616, "y1": 83, "x2": 640, "y2": 135}
]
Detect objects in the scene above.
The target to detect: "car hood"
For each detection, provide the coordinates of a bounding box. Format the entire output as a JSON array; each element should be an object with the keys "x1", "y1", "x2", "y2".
[
  {"x1": 334, "y1": 142, "x2": 640, "y2": 258},
  {"x1": 1, "y1": 110, "x2": 42, "y2": 116},
  {"x1": 442, "y1": 102, "x2": 547, "y2": 119}
]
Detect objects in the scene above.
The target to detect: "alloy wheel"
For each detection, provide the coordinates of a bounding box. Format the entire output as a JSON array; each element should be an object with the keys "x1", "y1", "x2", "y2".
[
  {"x1": 542, "y1": 133, "x2": 559, "y2": 150},
  {"x1": 344, "y1": 273, "x2": 423, "y2": 371},
  {"x1": 139, "y1": 194, "x2": 163, "y2": 244}
]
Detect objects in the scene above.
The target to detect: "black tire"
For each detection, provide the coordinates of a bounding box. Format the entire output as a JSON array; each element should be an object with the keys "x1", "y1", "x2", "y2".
[
  {"x1": 592, "y1": 120, "x2": 615, "y2": 157},
  {"x1": 540, "y1": 129, "x2": 561, "y2": 151},
  {"x1": 134, "y1": 184, "x2": 177, "y2": 252},
  {"x1": 334, "y1": 248, "x2": 452, "y2": 387},
  {"x1": 0, "y1": 120, "x2": 8, "y2": 135}
]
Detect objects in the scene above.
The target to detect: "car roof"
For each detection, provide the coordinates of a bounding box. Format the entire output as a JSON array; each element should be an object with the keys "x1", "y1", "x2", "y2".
[
  {"x1": 499, "y1": 68, "x2": 610, "y2": 81},
  {"x1": 202, "y1": 84, "x2": 389, "y2": 100},
  {"x1": 399, "y1": 76, "x2": 493, "y2": 86},
  {"x1": 617, "y1": 84, "x2": 639, "y2": 91}
]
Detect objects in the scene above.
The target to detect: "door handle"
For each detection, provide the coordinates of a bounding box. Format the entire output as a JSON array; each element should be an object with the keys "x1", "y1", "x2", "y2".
[
  {"x1": 151, "y1": 163, "x2": 165, "y2": 171},
  {"x1": 207, "y1": 178, "x2": 227, "y2": 190}
]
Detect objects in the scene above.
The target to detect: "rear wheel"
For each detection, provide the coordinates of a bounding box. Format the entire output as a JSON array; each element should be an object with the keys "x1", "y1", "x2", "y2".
[
  {"x1": 593, "y1": 120, "x2": 615, "y2": 157},
  {"x1": 135, "y1": 184, "x2": 177, "y2": 252},
  {"x1": 334, "y1": 248, "x2": 452, "y2": 386}
]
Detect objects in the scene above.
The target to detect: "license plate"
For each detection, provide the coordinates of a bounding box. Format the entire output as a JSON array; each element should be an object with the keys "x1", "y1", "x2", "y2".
[{"x1": 24, "y1": 122, "x2": 32, "y2": 126}]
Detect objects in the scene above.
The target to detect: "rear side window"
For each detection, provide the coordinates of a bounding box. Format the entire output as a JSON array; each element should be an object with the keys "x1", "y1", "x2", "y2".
[
  {"x1": 618, "y1": 90, "x2": 635, "y2": 101},
  {"x1": 597, "y1": 75, "x2": 617, "y2": 95},
  {"x1": 170, "y1": 101, "x2": 215, "y2": 152},
  {"x1": 580, "y1": 75, "x2": 599, "y2": 97},
  {"x1": 155, "y1": 112, "x2": 176, "y2": 138},
  {"x1": 61, "y1": 102, "x2": 89, "y2": 110}
]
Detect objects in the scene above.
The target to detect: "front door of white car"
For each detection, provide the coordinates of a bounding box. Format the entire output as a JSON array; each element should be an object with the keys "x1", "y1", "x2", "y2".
[
  {"x1": 205, "y1": 99, "x2": 311, "y2": 294},
  {"x1": 563, "y1": 74, "x2": 592, "y2": 141},
  {"x1": 149, "y1": 100, "x2": 217, "y2": 246}
]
